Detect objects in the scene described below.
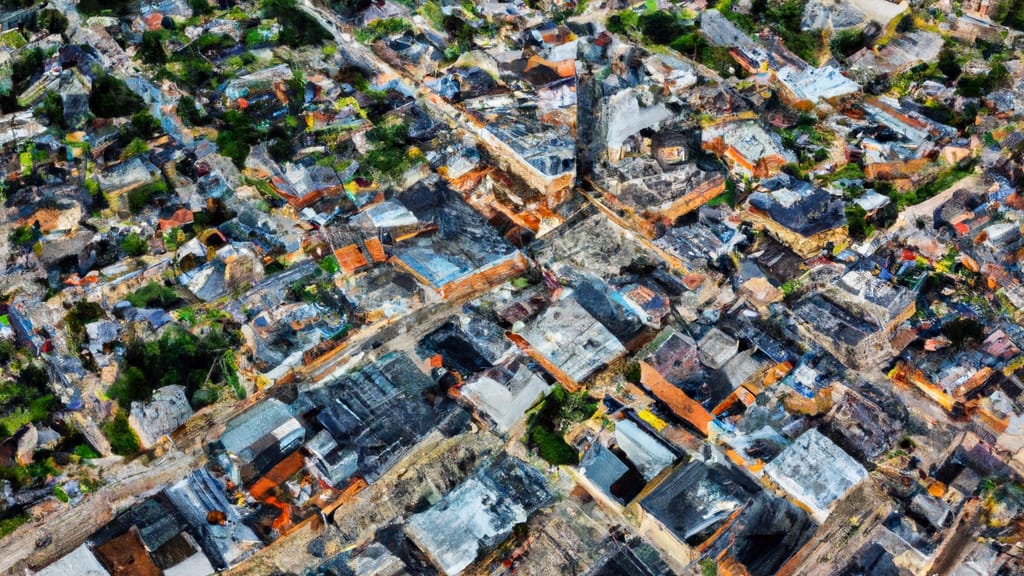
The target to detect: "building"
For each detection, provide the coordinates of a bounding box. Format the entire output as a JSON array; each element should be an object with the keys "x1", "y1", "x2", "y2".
[
  {"x1": 745, "y1": 175, "x2": 848, "y2": 258},
  {"x1": 219, "y1": 398, "x2": 305, "y2": 482},
  {"x1": 406, "y1": 454, "x2": 553, "y2": 575},
  {"x1": 763, "y1": 428, "x2": 868, "y2": 522},
  {"x1": 702, "y1": 119, "x2": 795, "y2": 179},
  {"x1": 129, "y1": 385, "x2": 194, "y2": 449},
  {"x1": 511, "y1": 292, "x2": 626, "y2": 391},
  {"x1": 460, "y1": 361, "x2": 551, "y2": 432},
  {"x1": 794, "y1": 267, "x2": 916, "y2": 369},
  {"x1": 638, "y1": 330, "x2": 714, "y2": 435}
]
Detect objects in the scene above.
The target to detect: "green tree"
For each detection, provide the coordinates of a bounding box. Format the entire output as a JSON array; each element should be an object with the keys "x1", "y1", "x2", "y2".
[
  {"x1": 845, "y1": 203, "x2": 870, "y2": 240},
  {"x1": 189, "y1": 0, "x2": 215, "y2": 16},
  {"x1": 120, "y1": 232, "x2": 148, "y2": 257},
  {"x1": 101, "y1": 411, "x2": 140, "y2": 456},
  {"x1": 637, "y1": 11, "x2": 683, "y2": 44},
  {"x1": 123, "y1": 138, "x2": 150, "y2": 159},
  {"x1": 130, "y1": 110, "x2": 161, "y2": 139},
  {"x1": 140, "y1": 31, "x2": 167, "y2": 65},
  {"x1": 37, "y1": 91, "x2": 65, "y2": 130},
  {"x1": 89, "y1": 74, "x2": 145, "y2": 118},
  {"x1": 177, "y1": 95, "x2": 207, "y2": 126},
  {"x1": 36, "y1": 9, "x2": 68, "y2": 35},
  {"x1": 938, "y1": 45, "x2": 961, "y2": 81},
  {"x1": 65, "y1": 301, "x2": 104, "y2": 343}
]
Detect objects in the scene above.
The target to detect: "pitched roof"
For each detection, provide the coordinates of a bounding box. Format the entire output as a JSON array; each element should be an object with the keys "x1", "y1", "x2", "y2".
[{"x1": 334, "y1": 243, "x2": 370, "y2": 274}]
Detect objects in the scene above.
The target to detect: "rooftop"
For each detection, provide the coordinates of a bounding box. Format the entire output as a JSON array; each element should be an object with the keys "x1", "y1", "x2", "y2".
[
  {"x1": 763, "y1": 428, "x2": 868, "y2": 522},
  {"x1": 517, "y1": 292, "x2": 626, "y2": 383},
  {"x1": 640, "y1": 460, "x2": 760, "y2": 547},
  {"x1": 406, "y1": 454, "x2": 553, "y2": 575}
]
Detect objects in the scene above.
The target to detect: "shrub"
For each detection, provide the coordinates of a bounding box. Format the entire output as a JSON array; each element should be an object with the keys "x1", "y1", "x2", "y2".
[
  {"x1": 126, "y1": 281, "x2": 179, "y2": 308},
  {"x1": 189, "y1": 0, "x2": 215, "y2": 16},
  {"x1": 0, "y1": 513, "x2": 29, "y2": 539},
  {"x1": 66, "y1": 300, "x2": 104, "y2": 343},
  {"x1": 528, "y1": 425, "x2": 578, "y2": 465},
  {"x1": 120, "y1": 233, "x2": 148, "y2": 257},
  {"x1": 73, "y1": 444, "x2": 100, "y2": 459},
  {"x1": 130, "y1": 111, "x2": 161, "y2": 139},
  {"x1": 101, "y1": 411, "x2": 139, "y2": 456},
  {"x1": 113, "y1": 326, "x2": 240, "y2": 409},
  {"x1": 89, "y1": 74, "x2": 145, "y2": 118},
  {"x1": 53, "y1": 485, "x2": 69, "y2": 503}
]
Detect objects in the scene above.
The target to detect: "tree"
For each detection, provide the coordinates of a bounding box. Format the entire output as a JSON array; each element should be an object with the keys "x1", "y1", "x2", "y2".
[
  {"x1": 140, "y1": 31, "x2": 167, "y2": 65},
  {"x1": 177, "y1": 95, "x2": 207, "y2": 126},
  {"x1": 189, "y1": 0, "x2": 215, "y2": 16},
  {"x1": 37, "y1": 91, "x2": 66, "y2": 130},
  {"x1": 77, "y1": 0, "x2": 135, "y2": 17},
  {"x1": 89, "y1": 74, "x2": 145, "y2": 118},
  {"x1": 262, "y1": 0, "x2": 331, "y2": 47},
  {"x1": 942, "y1": 317, "x2": 984, "y2": 349},
  {"x1": 268, "y1": 138, "x2": 293, "y2": 163},
  {"x1": 122, "y1": 138, "x2": 150, "y2": 159},
  {"x1": 36, "y1": 9, "x2": 68, "y2": 35},
  {"x1": 65, "y1": 301, "x2": 104, "y2": 343},
  {"x1": 130, "y1": 110, "x2": 161, "y2": 139},
  {"x1": 845, "y1": 203, "x2": 870, "y2": 240},
  {"x1": 938, "y1": 45, "x2": 961, "y2": 81},
  {"x1": 216, "y1": 109, "x2": 258, "y2": 168},
  {"x1": 120, "y1": 233, "x2": 148, "y2": 257},
  {"x1": 638, "y1": 11, "x2": 683, "y2": 45}
]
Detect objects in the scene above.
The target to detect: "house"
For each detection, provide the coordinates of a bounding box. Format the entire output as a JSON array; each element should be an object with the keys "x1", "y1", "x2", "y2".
[
  {"x1": 763, "y1": 428, "x2": 868, "y2": 522},
  {"x1": 598, "y1": 159, "x2": 726, "y2": 238},
  {"x1": 129, "y1": 385, "x2": 194, "y2": 449},
  {"x1": 776, "y1": 64, "x2": 860, "y2": 107},
  {"x1": 95, "y1": 157, "x2": 164, "y2": 213},
  {"x1": 702, "y1": 119, "x2": 795, "y2": 179},
  {"x1": 0, "y1": 111, "x2": 46, "y2": 149},
  {"x1": 164, "y1": 469, "x2": 262, "y2": 569},
  {"x1": 460, "y1": 360, "x2": 551, "y2": 432},
  {"x1": 745, "y1": 175, "x2": 848, "y2": 258},
  {"x1": 219, "y1": 398, "x2": 305, "y2": 482},
  {"x1": 290, "y1": 352, "x2": 445, "y2": 484},
  {"x1": 510, "y1": 292, "x2": 626, "y2": 391},
  {"x1": 406, "y1": 454, "x2": 553, "y2": 576},
  {"x1": 637, "y1": 460, "x2": 760, "y2": 566},
  {"x1": 639, "y1": 330, "x2": 716, "y2": 435},
  {"x1": 35, "y1": 544, "x2": 109, "y2": 576},
  {"x1": 793, "y1": 268, "x2": 916, "y2": 369},
  {"x1": 391, "y1": 180, "x2": 529, "y2": 299}
]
